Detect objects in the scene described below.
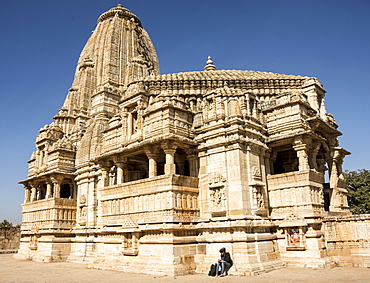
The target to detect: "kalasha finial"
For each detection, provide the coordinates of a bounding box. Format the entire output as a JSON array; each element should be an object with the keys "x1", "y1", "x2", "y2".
[{"x1": 204, "y1": 56, "x2": 216, "y2": 71}]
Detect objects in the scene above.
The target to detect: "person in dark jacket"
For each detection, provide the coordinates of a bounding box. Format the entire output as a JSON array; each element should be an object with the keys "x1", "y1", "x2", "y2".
[{"x1": 215, "y1": 247, "x2": 233, "y2": 277}]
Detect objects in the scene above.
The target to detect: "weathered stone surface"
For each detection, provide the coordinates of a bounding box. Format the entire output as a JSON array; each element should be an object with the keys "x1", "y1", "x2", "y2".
[
  {"x1": 17, "y1": 4, "x2": 369, "y2": 277},
  {"x1": 0, "y1": 227, "x2": 20, "y2": 253}
]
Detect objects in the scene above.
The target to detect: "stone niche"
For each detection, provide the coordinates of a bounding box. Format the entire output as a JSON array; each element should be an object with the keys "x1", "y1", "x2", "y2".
[{"x1": 279, "y1": 213, "x2": 307, "y2": 251}]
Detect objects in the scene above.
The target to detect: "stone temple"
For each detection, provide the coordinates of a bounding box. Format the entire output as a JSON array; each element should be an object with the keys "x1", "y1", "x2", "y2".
[{"x1": 17, "y1": 4, "x2": 370, "y2": 276}]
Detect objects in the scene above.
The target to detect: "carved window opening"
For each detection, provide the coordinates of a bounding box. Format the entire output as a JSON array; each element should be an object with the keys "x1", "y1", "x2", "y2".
[
  {"x1": 109, "y1": 166, "x2": 117, "y2": 185},
  {"x1": 323, "y1": 183, "x2": 331, "y2": 211},
  {"x1": 152, "y1": 150, "x2": 165, "y2": 176},
  {"x1": 37, "y1": 183, "x2": 46, "y2": 200},
  {"x1": 316, "y1": 147, "x2": 328, "y2": 173},
  {"x1": 285, "y1": 227, "x2": 306, "y2": 251},
  {"x1": 122, "y1": 232, "x2": 139, "y2": 256},
  {"x1": 126, "y1": 103, "x2": 141, "y2": 137},
  {"x1": 273, "y1": 149, "x2": 298, "y2": 174},
  {"x1": 37, "y1": 145, "x2": 46, "y2": 168},
  {"x1": 125, "y1": 153, "x2": 148, "y2": 182},
  {"x1": 249, "y1": 98, "x2": 256, "y2": 116},
  {"x1": 175, "y1": 148, "x2": 190, "y2": 176},
  {"x1": 156, "y1": 161, "x2": 165, "y2": 176},
  {"x1": 60, "y1": 178, "x2": 75, "y2": 199},
  {"x1": 60, "y1": 184, "x2": 71, "y2": 199},
  {"x1": 131, "y1": 111, "x2": 138, "y2": 134},
  {"x1": 245, "y1": 94, "x2": 257, "y2": 117}
]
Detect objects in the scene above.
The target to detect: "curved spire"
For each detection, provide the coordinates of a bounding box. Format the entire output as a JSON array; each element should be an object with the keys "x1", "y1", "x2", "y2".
[{"x1": 55, "y1": 4, "x2": 160, "y2": 134}]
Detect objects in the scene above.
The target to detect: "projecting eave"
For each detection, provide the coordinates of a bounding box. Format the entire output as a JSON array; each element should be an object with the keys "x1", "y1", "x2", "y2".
[
  {"x1": 18, "y1": 170, "x2": 76, "y2": 185},
  {"x1": 307, "y1": 116, "x2": 342, "y2": 136}
]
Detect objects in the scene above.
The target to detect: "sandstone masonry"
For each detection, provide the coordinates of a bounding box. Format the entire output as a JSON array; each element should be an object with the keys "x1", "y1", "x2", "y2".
[{"x1": 17, "y1": 4, "x2": 368, "y2": 276}]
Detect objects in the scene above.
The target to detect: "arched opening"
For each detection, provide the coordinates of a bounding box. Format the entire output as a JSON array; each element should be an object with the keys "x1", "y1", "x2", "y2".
[{"x1": 37, "y1": 183, "x2": 47, "y2": 200}]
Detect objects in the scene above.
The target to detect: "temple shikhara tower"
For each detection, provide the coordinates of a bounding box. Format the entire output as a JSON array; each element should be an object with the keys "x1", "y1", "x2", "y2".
[{"x1": 18, "y1": 4, "x2": 370, "y2": 276}]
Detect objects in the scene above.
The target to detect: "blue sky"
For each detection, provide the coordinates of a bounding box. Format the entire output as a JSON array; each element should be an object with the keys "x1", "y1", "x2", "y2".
[{"x1": 0, "y1": 0, "x2": 369, "y2": 224}]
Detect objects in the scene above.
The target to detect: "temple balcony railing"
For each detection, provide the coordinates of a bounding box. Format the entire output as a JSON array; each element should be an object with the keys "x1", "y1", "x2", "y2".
[
  {"x1": 21, "y1": 198, "x2": 77, "y2": 231},
  {"x1": 99, "y1": 174, "x2": 200, "y2": 224},
  {"x1": 267, "y1": 169, "x2": 324, "y2": 190},
  {"x1": 267, "y1": 170, "x2": 325, "y2": 212}
]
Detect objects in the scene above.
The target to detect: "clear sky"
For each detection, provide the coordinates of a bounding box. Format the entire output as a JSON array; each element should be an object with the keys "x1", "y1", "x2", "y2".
[{"x1": 1, "y1": 0, "x2": 369, "y2": 225}]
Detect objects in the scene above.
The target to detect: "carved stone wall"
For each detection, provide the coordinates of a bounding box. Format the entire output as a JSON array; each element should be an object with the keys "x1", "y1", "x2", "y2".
[
  {"x1": 324, "y1": 215, "x2": 370, "y2": 267},
  {"x1": 0, "y1": 227, "x2": 20, "y2": 252},
  {"x1": 17, "y1": 3, "x2": 357, "y2": 277}
]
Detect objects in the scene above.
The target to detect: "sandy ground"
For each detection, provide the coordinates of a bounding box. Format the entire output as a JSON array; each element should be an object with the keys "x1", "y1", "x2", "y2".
[{"x1": 1, "y1": 254, "x2": 370, "y2": 283}]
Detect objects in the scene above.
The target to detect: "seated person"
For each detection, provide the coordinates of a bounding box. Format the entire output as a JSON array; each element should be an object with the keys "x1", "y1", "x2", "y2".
[{"x1": 215, "y1": 247, "x2": 233, "y2": 277}]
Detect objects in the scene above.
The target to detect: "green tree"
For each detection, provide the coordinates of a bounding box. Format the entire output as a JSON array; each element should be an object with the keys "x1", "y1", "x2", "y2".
[
  {"x1": 0, "y1": 219, "x2": 13, "y2": 227},
  {"x1": 344, "y1": 169, "x2": 370, "y2": 214}
]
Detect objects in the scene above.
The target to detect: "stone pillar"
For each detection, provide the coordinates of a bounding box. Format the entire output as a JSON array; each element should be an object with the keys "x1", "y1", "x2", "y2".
[
  {"x1": 24, "y1": 186, "x2": 31, "y2": 203},
  {"x1": 293, "y1": 137, "x2": 310, "y2": 171},
  {"x1": 113, "y1": 156, "x2": 128, "y2": 184},
  {"x1": 144, "y1": 146, "x2": 159, "y2": 178},
  {"x1": 333, "y1": 149, "x2": 344, "y2": 176},
  {"x1": 30, "y1": 184, "x2": 37, "y2": 202},
  {"x1": 148, "y1": 157, "x2": 157, "y2": 177},
  {"x1": 53, "y1": 182, "x2": 61, "y2": 198},
  {"x1": 51, "y1": 176, "x2": 63, "y2": 198},
  {"x1": 109, "y1": 167, "x2": 116, "y2": 186},
  {"x1": 163, "y1": 147, "x2": 176, "y2": 175},
  {"x1": 116, "y1": 163, "x2": 125, "y2": 184},
  {"x1": 100, "y1": 166, "x2": 110, "y2": 188},
  {"x1": 309, "y1": 143, "x2": 321, "y2": 172},
  {"x1": 294, "y1": 146, "x2": 309, "y2": 171},
  {"x1": 45, "y1": 180, "x2": 53, "y2": 199}
]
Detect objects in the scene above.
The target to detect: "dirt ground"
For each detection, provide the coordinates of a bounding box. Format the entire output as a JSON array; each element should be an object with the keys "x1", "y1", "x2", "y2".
[{"x1": 1, "y1": 254, "x2": 370, "y2": 283}]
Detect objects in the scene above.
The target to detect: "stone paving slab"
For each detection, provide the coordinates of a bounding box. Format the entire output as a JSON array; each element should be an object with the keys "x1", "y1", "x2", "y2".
[{"x1": 1, "y1": 254, "x2": 370, "y2": 283}]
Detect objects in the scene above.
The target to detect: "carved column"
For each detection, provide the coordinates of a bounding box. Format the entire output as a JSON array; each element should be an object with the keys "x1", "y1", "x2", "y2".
[
  {"x1": 50, "y1": 175, "x2": 63, "y2": 198},
  {"x1": 294, "y1": 146, "x2": 309, "y2": 171},
  {"x1": 333, "y1": 149, "x2": 345, "y2": 176},
  {"x1": 45, "y1": 180, "x2": 53, "y2": 199},
  {"x1": 109, "y1": 167, "x2": 117, "y2": 186},
  {"x1": 309, "y1": 142, "x2": 321, "y2": 172},
  {"x1": 161, "y1": 141, "x2": 177, "y2": 175},
  {"x1": 148, "y1": 157, "x2": 157, "y2": 177},
  {"x1": 53, "y1": 182, "x2": 61, "y2": 198},
  {"x1": 144, "y1": 146, "x2": 158, "y2": 178},
  {"x1": 100, "y1": 166, "x2": 110, "y2": 188},
  {"x1": 30, "y1": 183, "x2": 37, "y2": 202},
  {"x1": 24, "y1": 186, "x2": 31, "y2": 203},
  {"x1": 116, "y1": 163, "x2": 125, "y2": 184},
  {"x1": 293, "y1": 137, "x2": 310, "y2": 171}
]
